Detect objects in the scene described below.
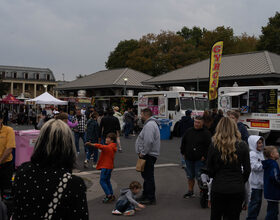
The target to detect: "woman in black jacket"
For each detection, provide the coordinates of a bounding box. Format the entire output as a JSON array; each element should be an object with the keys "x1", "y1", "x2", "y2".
[
  {"x1": 12, "y1": 119, "x2": 89, "y2": 220},
  {"x1": 207, "y1": 117, "x2": 251, "y2": 220}
]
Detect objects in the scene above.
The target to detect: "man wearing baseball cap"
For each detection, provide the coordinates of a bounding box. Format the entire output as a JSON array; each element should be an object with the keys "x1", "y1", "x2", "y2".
[{"x1": 0, "y1": 111, "x2": 16, "y2": 197}]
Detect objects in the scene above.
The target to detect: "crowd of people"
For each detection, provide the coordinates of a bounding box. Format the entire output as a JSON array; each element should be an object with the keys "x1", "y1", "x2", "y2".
[
  {"x1": 1, "y1": 105, "x2": 280, "y2": 219},
  {"x1": 0, "y1": 105, "x2": 156, "y2": 219},
  {"x1": 179, "y1": 109, "x2": 280, "y2": 220}
]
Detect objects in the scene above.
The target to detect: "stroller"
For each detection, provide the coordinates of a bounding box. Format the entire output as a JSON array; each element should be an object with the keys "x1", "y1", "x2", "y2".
[{"x1": 197, "y1": 168, "x2": 212, "y2": 208}]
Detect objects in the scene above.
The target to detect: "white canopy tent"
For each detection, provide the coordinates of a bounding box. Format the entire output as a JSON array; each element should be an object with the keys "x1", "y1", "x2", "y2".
[{"x1": 27, "y1": 92, "x2": 68, "y2": 105}]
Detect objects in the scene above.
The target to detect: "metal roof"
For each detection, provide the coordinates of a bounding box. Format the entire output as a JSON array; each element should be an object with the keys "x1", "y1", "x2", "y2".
[
  {"x1": 0, "y1": 65, "x2": 53, "y2": 73},
  {"x1": 144, "y1": 51, "x2": 280, "y2": 85},
  {"x1": 0, "y1": 65, "x2": 55, "y2": 80},
  {"x1": 56, "y1": 68, "x2": 154, "y2": 90}
]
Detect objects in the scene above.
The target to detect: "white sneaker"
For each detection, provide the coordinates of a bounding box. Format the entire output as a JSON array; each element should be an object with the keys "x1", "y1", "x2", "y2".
[
  {"x1": 123, "y1": 210, "x2": 135, "y2": 216},
  {"x1": 84, "y1": 160, "x2": 89, "y2": 164},
  {"x1": 112, "y1": 209, "x2": 122, "y2": 215},
  {"x1": 92, "y1": 164, "x2": 97, "y2": 168}
]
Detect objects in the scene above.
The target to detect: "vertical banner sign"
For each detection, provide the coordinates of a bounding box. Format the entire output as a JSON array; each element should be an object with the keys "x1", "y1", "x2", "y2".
[{"x1": 209, "y1": 41, "x2": 223, "y2": 101}]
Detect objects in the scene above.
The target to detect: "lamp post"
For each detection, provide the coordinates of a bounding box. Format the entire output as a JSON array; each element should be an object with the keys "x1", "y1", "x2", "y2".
[
  {"x1": 123, "y1": 78, "x2": 128, "y2": 96},
  {"x1": 43, "y1": 84, "x2": 48, "y2": 92}
]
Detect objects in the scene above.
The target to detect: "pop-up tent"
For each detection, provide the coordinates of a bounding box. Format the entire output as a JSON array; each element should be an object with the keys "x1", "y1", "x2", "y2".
[
  {"x1": 27, "y1": 92, "x2": 68, "y2": 105},
  {"x1": 1, "y1": 94, "x2": 24, "y2": 104}
]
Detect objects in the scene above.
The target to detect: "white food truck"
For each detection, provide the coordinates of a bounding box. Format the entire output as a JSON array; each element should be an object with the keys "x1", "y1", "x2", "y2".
[
  {"x1": 138, "y1": 89, "x2": 208, "y2": 132},
  {"x1": 218, "y1": 85, "x2": 280, "y2": 143}
]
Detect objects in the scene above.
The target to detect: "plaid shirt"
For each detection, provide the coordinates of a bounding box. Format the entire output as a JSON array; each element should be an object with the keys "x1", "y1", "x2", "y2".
[{"x1": 73, "y1": 115, "x2": 87, "y2": 133}]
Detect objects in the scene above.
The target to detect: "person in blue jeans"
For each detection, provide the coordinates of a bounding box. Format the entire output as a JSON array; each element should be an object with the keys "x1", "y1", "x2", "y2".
[
  {"x1": 180, "y1": 116, "x2": 211, "y2": 198},
  {"x1": 86, "y1": 133, "x2": 117, "y2": 203},
  {"x1": 247, "y1": 136, "x2": 265, "y2": 220},
  {"x1": 112, "y1": 181, "x2": 145, "y2": 216},
  {"x1": 84, "y1": 112, "x2": 99, "y2": 168},
  {"x1": 262, "y1": 146, "x2": 280, "y2": 220}
]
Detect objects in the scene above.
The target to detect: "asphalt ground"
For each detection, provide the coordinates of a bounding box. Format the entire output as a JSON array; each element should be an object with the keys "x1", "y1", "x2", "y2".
[
  {"x1": 82, "y1": 166, "x2": 267, "y2": 220},
  {"x1": 11, "y1": 124, "x2": 268, "y2": 219}
]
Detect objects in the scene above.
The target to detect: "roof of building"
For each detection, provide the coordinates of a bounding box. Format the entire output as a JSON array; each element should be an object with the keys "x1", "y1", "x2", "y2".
[
  {"x1": 0, "y1": 65, "x2": 55, "y2": 80},
  {"x1": 0, "y1": 65, "x2": 53, "y2": 73},
  {"x1": 144, "y1": 51, "x2": 280, "y2": 85},
  {"x1": 56, "y1": 68, "x2": 154, "y2": 90}
]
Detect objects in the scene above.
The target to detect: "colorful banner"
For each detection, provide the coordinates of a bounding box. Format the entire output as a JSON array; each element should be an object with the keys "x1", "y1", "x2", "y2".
[{"x1": 209, "y1": 41, "x2": 223, "y2": 101}]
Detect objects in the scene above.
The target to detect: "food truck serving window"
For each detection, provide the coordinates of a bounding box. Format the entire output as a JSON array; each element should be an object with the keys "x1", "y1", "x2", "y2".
[
  {"x1": 168, "y1": 98, "x2": 176, "y2": 111},
  {"x1": 249, "y1": 89, "x2": 278, "y2": 113},
  {"x1": 180, "y1": 97, "x2": 194, "y2": 110}
]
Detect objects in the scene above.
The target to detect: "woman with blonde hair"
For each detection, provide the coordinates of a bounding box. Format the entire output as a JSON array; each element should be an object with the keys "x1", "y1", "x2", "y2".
[
  {"x1": 12, "y1": 119, "x2": 89, "y2": 220},
  {"x1": 207, "y1": 117, "x2": 251, "y2": 220}
]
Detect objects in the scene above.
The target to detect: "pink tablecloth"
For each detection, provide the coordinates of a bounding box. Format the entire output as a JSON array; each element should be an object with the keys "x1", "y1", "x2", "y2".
[{"x1": 15, "y1": 130, "x2": 40, "y2": 167}]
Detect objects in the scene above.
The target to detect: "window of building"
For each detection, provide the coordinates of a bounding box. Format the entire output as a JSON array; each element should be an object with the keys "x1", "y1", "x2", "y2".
[
  {"x1": 1, "y1": 72, "x2": 5, "y2": 79},
  {"x1": 46, "y1": 74, "x2": 50, "y2": 80},
  {"x1": 25, "y1": 84, "x2": 29, "y2": 90},
  {"x1": 36, "y1": 73, "x2": 40, "y2": 80},
  {"x1": 13, "y1": 83, "x2": 17, "y2": 89},
  {"x1": 24, "y1": 73, "x2": 28, "y2": 79},
  {"x1": 14, "y1": 72, "x2": 17, "y2": 78}
]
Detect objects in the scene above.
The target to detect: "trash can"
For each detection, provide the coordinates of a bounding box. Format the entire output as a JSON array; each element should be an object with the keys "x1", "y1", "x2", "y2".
[
  {"x1": 15, "y1": 130, "x2": 40, "y2": 167},
  {"x1": 158, "y1": 119, "x2": 172, "y2": 140}
]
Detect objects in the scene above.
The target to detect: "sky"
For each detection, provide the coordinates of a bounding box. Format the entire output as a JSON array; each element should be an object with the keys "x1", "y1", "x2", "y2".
[{"x1": 0, "y1": 0, "x2": 279, "y2": 81}]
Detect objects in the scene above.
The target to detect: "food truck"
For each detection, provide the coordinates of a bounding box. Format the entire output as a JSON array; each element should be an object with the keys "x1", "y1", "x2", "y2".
[
  {"x1": 218, "y1": 85, "x2": 280, "y2": 143},
  {"x1": 138, "y1": 90, "x2": 208, "y2": 132}
]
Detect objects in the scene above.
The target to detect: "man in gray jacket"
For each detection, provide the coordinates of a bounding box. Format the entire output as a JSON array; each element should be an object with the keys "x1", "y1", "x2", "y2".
[{"x1": 135, "y1": 108, "x2": 160, "y2": 205}]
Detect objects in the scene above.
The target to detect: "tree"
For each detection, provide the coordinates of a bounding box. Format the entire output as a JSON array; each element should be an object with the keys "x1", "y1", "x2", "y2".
[
  {"x1": 257, "y1": 11, "x2": 280, "y2": 54},
  {"x1": 105, "y1": 25, "x2": 259, "y2": 76},
  {"x1": 177, "y1": 26, "x2": 204, "y2": 48},
  {"x1": 235, "y1": 33, "x2": 258, "y2": 53},
  {"x1": 199, "y1": 26, "x2": 237, "y2": 56},
  {"x1": 105, "y1": 39, "x2": 139, "y2": 69},
  {"x1": 126, "y1": 31, "x2": 197, "y2": 76}
]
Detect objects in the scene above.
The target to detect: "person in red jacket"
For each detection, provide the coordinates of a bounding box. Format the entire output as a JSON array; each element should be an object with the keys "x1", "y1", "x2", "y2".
[{"x1": 86, "y1": 132, "x2": 117, "y2": 203}]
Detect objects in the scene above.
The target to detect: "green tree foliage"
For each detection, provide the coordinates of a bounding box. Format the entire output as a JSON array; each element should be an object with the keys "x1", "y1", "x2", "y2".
[
  {"x1": 177, "y1": 26, "x2": 204, "y2": 48},
  {"x1": 106, "y1": 25, "x2": 259, "y2": 76},
  {"x1": 126, "y1": 31, "x2": 199, "y2": 76},
  {"x1": 257, "y1": 11, "x2": 280, "y2": 54},
  {"x1": 105, "y1": 39, "x2": 139, "y2": 69}
]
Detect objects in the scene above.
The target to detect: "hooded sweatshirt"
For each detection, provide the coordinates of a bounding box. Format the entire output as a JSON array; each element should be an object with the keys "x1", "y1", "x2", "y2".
[
  {"x1": 117, "y1": 188, "x2": 139, "y2": 207},
  {"x1": 179, "y1": 116, "x2": 194, "y2": 137},
  {"x1": 135, "y1": 117, "x2": 160, "y2": 157},
  {"x1": 262, "y1": 159, "x2": 280, "y2": 201},
  {"x1": 248, "y1": 135, "x2": 265, "y2": 189}
]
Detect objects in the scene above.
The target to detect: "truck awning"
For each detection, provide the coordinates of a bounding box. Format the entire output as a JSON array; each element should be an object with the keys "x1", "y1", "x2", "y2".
[{"x1": 221, "y1": 91, "x2": 246, "y2": 97}]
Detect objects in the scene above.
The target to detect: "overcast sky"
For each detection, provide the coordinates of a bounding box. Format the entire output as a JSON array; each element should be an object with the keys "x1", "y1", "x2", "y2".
[{"x1": 0, "y1": 0, "x2": 278, "y2": 81}]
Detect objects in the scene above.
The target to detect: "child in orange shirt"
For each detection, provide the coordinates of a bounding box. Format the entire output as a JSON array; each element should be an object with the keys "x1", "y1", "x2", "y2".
[{"x1": 86, "y1": 132, "x2": 117, "y2": 203}]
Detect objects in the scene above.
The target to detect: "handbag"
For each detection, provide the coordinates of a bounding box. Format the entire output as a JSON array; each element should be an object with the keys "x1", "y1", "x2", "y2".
[
  {"x1": 43, "y1": 172, "x2": 71, "y2": 220},
  {"x1": 136, "y1": 158, "x2": 146, "y2": 172}
]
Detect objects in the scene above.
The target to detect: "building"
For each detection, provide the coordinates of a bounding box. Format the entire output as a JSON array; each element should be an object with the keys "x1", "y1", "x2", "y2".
[
  {"x1": 56, "y1": 68, "x2": 154, "y2": 109},
  {"x1": 0, "y1": 65, "x2": 57, "y2": 98},
  {"x1": 143, "y1": 51, "x2": 280, "y2": 91}
]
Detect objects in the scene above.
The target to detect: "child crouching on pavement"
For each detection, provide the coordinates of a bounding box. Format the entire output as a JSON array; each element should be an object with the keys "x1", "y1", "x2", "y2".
[
  {"x1": 86, "y1": 132, "x2": 117, "y2": 203},
  {"x1": 112, "y1": 181, "x2": 145, "y2": 216},
  {"x1": 262, "y1": 146, "x2": 280, "y2": 220}
]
